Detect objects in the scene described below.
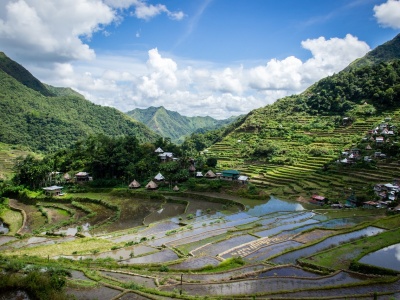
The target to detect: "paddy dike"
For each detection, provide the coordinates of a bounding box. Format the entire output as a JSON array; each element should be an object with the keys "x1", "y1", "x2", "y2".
[{"x1": 1, "y1": 193, "x2": 400, "y2": 299}]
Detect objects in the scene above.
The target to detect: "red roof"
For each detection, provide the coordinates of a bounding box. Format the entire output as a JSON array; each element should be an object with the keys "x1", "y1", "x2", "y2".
[{"x1": 311, "y1": 195, "x2": 326, "y2": 201}]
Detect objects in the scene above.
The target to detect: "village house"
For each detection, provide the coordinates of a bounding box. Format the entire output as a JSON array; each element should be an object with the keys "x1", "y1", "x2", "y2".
[
  {"x1": 43, "y1": 185, "x2": 63, "y2": 196},
  {"x1": 238, "y1": 175, "x2": 249, "y2": 184},
  {"x1": 309, "y1": 195, "x2": 328, "y2": 206},
  {"x1": 221, "y1": 170, "x2": 240, "y2": 180},
  {"x1": 75, "y1": 172, "x2": 91, "y2": 182},
  {"x1": 363, "y1": 201, "x2": 379, "y2": 209}
]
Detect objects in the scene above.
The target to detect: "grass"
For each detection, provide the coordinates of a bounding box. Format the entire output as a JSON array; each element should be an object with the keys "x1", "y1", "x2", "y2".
[
  {"x1": 299, "y1": 227, "x2": 400, "y2": 271},
  {"x1": 3, "y1": 237, "x2": 120, "y2": 257},
  {"x1": 0, "y1": 208, "x2": 23, "y2": 235}
]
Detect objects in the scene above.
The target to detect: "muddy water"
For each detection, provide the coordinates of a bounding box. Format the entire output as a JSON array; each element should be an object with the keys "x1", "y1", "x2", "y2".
[
  {"x1": 0, "y1": 290, "x2": 30, "y2": 300},
  {"x1": 244, "y1": 240, "x2": 303, "y2": 261},
  {"x1": 192, "y1": 234, "x2": 257, "y2": 257},
  {"x1": 143, "y1": 203, "x2": 186, "y2": 225},
  {"x1": 182, "y1": 264, "x2": 268, "y2": 282},
  {"x1": 256, "y1": 266, "x2": 321, "y2": 278},
  {"x1": 121, "y1": 248, "x2": 179, "y2": 264},
  {"x1": 101, "y1": 271, "x2": 157, "y2": 288},
  {"x1": 161, "y1": 271, "x2": 363, "y2": 296},
  {"x1": 66, "y1": 285, "x2": 121, "y2": 300},
  {"x1": 255, "y1": 219, "x2": 319, "y2": 238},
  {"x1": 0, "y1": 235, "x2": 17, "y2": 246},
  {"x1": 169, "y1": 256, "x2": 221, "y2": 270}
]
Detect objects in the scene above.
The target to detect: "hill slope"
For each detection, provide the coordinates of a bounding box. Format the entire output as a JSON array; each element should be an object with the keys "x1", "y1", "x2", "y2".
[
  {"x1": 0, "y1": 53, "x2": 159, "y2": 152},
  {"x1": 204, "y1": 34, "x2": 400, "y2": 202},
  {"x1": 346, "y1": 32, "x2": 400, "y2": 70},
  {"x1": 126, "y1": 106, "x2": 238, "y2": 143}
]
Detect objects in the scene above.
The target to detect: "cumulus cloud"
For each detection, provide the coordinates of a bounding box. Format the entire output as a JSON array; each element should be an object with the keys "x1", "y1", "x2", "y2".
[
  {"x1": 31, "y1": 34, "x2": 370, "y2": 119},
  {"x1": 0, "y1": 0, "x2": 183, "y2": 64},
  {"x1": 374, "y1": 0, "x2": 400, "y2": 29},
  {"x1": 248, "y1": 34, "x2": 370, "y2": 93},
  {"x1": 0, "y1": 0, "x2": 115, "y2": 61}
]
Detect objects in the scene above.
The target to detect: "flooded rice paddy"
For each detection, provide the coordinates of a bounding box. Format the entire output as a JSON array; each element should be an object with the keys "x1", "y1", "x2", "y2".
[
  {"x1": 3, "y1": 194, "x2": 400, "y2": 299},
  {"x1": 359, "y1": 243, "x2": 400, "y2": 272}
]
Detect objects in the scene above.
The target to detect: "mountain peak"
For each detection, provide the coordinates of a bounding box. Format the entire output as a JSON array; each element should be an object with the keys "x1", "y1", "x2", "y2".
[
  {"x1": 345, "y1": 33, "x2": 400, "y2": 71},
  {"x1": 0, "y1": 52, "x2": 54, "y2": 97}
]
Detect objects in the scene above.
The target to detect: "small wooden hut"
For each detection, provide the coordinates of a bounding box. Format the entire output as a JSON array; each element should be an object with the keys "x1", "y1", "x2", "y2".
[
  {"x1": 146, "y1": 180, "x2": 158, "y2": 190},
  {"x1": 205, "y1": 170, "x2": 216, "y2": 179},
  {"x1": 129, "y1": 180, "x2": 141, "y2": 189}
]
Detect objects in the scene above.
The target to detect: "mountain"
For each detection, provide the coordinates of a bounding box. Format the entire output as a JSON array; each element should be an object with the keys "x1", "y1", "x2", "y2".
[
  {"x1": 0, "y1": 52, "x2": 54, "y2": 97},
  {"x1": 126, "y1": 106, "x2": 240, "y2": 143},
  {"x1": 200, "y1": 34, "x2": 400, "y2": 202},
  {"x1": 345, "y1": 33, "x2": 400, "y2": 70},
  {"x1": 0, "y1": 52, "x2": 159, "y2": 152}
]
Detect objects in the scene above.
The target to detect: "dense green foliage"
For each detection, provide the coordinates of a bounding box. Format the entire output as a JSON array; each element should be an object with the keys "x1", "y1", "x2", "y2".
[
  {"x1": 0, "y1": 53, "x2": 159, "y2": 152},
  {"x1": 345, "y1": 33, "x2": 400, "y2": 70},
  {"x1": 126, "y1": 106, "x2": 240, "y2": 144},
  {"x1": 0, "y1": 52, "x2": 53, "y2": 97},
  {"x1": 11, "y1": 135, "x2": 193, "y2": 188}
]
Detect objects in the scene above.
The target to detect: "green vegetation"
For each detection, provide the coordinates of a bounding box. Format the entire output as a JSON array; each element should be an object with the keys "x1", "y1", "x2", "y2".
[
  {"x1": 0, "y1": 52, "x2": 159, "y2": 152},
  {"x1": 126, "y1": 106, "x2": 240, "y2": 144}
]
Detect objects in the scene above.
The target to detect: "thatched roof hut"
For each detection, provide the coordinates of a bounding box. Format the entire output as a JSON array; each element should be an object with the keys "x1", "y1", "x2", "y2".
[
  {"x1": 146, "y1": 180, "x2": 158, "y2": 190},
  {"x1": 188, "y1": 165, "x2": 196, "y2": 172},
  {"x1": 173, "y1": 185, "x2": 179, "y2": 192},
  {"x1": 129, "y1": 180, "x2": 141, "y2": 189},
  {"x1": 205, "y1": 170, "x2": 216, "y2": 178}
]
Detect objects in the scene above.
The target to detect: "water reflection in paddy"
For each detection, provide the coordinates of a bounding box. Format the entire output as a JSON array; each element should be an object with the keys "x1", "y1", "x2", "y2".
[
  {"x1": 359, "y1": 243, "x2": 400, "y2": 272},
  {"x1": 244, "y1": 240, "x2": 303, "y2": 261},
  {"x1": 255, "y1": 219, "x2": 319, "y2": 238},
  {"x1": 246, "y1": 196, "x2": 304, "y2": 217},
  {"x1": 271, "y1": 226, "x2": 385, "y2": 264},
  {"x1": 0, "y1": 221, "x2": 9, "y2": 234}
]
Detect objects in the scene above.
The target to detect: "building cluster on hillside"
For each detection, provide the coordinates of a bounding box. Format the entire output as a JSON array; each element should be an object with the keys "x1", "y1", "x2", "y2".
[
  {"x1": 338, "y1": 118, "x2": 398, "y2": 165},
  {"x1": 365, "y1": 181, "x2": 400, "y2": 209}
]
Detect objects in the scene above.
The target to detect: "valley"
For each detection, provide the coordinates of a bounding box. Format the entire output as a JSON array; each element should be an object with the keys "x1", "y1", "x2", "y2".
[{"x1": 0, "y1": 25, "x2": 400, "y2": 300}]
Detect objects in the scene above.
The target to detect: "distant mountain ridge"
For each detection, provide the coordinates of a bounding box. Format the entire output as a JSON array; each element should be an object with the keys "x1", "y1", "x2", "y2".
[
  {"x1": 126, "y1": 106, "x2": 239, "y2": 143},
  {"x1": 0, "y1": 52, "x2": 159, "y2": 152}
]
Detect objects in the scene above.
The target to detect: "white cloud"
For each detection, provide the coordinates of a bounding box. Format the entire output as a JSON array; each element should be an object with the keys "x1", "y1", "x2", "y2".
[
  {"x1": 0, "y1": 0, "x2": 184, "y2": 64},
  {"x1": 0, "y1": 0, "x2": 116, "y2": 61},
  {"x1": 374, "y1": 0, "x2": 400, "y2": 29},
  {"x1": 248, "y1": 34, "x2": 370, "y2": 92},
  {"x1": 130, "y1": 0, "x2": 184, "y2": 20},
  {"x1": 5, "y1": 28, "x2": 371, "y2": 119}
]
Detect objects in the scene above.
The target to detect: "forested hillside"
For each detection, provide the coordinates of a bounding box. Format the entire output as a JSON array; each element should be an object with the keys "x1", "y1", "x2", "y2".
[
  {"x1": 126, "y1": 106, "x2": 239, "y2": 143},
  {"x1": 196, "y1": 34, "x2": 400, "y2": 202},
  {"x1": 0, "y1": 53, "x2": 159, "y2": 152}
]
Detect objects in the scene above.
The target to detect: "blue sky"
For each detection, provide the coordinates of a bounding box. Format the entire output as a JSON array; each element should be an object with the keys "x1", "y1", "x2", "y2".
[{"x1": 1, "y1": 0, "x2": 400, "y2": 119}]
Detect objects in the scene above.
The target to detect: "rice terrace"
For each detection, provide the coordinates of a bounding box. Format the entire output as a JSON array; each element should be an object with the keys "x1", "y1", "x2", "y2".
[
  {"x1": 2, "y1": 185, "x2": 400, "y2": 299},
  {"x1": 2, "y1": 3, "x2": 400, "y2": 300}
]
